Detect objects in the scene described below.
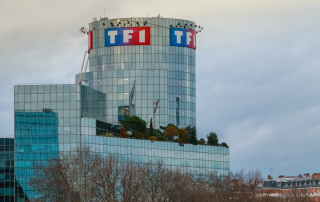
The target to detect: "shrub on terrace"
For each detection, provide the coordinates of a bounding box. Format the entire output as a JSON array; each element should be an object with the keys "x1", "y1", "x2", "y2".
[
  {"x1": 121, "y1": 116, "x2": 146, "y2": 135},
  {"x1": 207, "y1": 132, "x2": 219, "y2": 146},
  {"x1": 148, "y1": 136, "x2": 159, "y2": 141},
  {"x1": 198, "y1": 138, "x2": 206, "y2": 145},
  {"x1": 163, "y1": 126, "x2": 179, "y2": 141},
  {"x1": 119, "y1": 127, "x2": 129, "y2": 138},
  {"x1": 178, "y1": 128, "x2": 189, "y2": 143}
]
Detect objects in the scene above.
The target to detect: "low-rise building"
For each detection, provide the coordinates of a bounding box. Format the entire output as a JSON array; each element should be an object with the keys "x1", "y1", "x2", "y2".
[{"x1": 257, "y1": 173, "x2": 320, "y2": 201}]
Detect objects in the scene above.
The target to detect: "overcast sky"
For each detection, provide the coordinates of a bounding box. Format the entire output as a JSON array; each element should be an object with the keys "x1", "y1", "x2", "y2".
[{"x1": 1, "y1": 0, "x2": 319, "y2": 178}]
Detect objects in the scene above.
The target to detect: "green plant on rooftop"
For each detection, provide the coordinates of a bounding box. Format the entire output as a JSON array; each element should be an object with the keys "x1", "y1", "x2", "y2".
[
  {"x1": 163, "y1": 126, "x2": 179, "y2": 141},
  {"x1": 166, "y1": 123, "x2": 179, "y2": 130},
  {"x1": 118, "y1": 118, "x2": 228, "y2": 148},
  {"x1": 152, "y1": 130, "x2": 167, "y2": 141},
  {"x1": 149, "y1": 118, "x2": 154, "y2": 135},
  {"x1": 143, "y1": 128, "x2": 151, "y2": 139},
  {"x1": 207, "y1": 132, "x2": 219, "y2": 146},
  {"x1": 148, "y1": 136, "x2": 159, "y2": 141},
  {"x1": 185, "y1": 125, "x2": 198, "y2": 145},
  {"x1": 221, "y1": 142, "x2": 229, "y2": 148},
  {"x1": 178, "y1": 128, "x2": 189, "y2": 143},
  {"x1": 198, "y1": 138, "x2": 206, "y2": 145},
  {"x1": 119, "y1": 126, "x2": 129, "y2": 138},
  {"x1": 134, "y1": 130, "x2": 143, "y2": 139},
  {"x1": 121, "y1": 116, "x2": 146, "y2": 136}
]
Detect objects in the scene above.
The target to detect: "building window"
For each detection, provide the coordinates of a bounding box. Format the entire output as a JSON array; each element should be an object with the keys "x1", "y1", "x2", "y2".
[
  {"x1": 277, "y1": 182, "x2": 281, "y2": 186},
  {"x1": 317, "y1": 188, "x2": 319, "y2": 193},
  {"x1": 316, "y1": 196, "x2": 318, "y2": 201}
]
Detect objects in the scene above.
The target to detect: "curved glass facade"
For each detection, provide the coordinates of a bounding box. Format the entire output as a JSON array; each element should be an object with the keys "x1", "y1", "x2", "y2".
[{"x1": 76, "y1": 17, "x2": 196, "y2": 129}]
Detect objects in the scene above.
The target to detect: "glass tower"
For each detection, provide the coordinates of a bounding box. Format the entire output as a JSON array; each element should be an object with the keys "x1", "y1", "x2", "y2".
[
  {"x1": 13, "y1": 17, "x2": 229, "y2": 201},
  {"x1": 76, "y1": 17, "x2": 196, "y2": 129}
]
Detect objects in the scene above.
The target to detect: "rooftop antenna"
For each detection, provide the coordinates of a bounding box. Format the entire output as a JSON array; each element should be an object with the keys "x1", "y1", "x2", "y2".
[
  {"x1": 104, "y1": 8, "x2": 105, "y2": 18},
  {"x1": 270, "y1": 167, "x2": 273, "y2": 177},
  {"x1": 147, "y1": 12, "x2": 149, "y2": 17}
]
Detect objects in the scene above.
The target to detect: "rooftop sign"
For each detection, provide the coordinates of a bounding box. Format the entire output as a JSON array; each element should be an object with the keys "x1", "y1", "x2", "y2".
[
  {"x1": 170, "y1": 28, "x2": 196, "y2": 49},
  {"x1": 105, "y1": 27, "x2": 150, "y2": 47}
]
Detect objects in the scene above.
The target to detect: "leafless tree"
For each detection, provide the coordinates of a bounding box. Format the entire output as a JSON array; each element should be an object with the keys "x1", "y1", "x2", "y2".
[
  {"x1": 94, "y1": 155, "x2": 121, "y2": 202},
  {"x1": 66, "y1": 146, "x2": 101, "y2": 202},
  {"x1": 30, "y1": 158, "x2": 74, "y2": 202},
  {"x1": 119, "y1": 161, "x2": 145, "y2": 202},
  {"x1": 247, "y1": 168, "x2": 262, "y2": 200},
  {"x1": 139, "y1": 160, "x2": 166, "y2": 202},
  {"x1": 30, "y1": 146, "x2": 313, "y2": 202},
  {"x1": 30, "y1": 145, "x2": 100, "y2": 202}
]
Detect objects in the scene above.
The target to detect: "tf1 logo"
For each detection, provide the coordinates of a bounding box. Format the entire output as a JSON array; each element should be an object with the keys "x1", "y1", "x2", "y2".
[
  {"x1": 170, "y1": 28, "x2": 196, "y2": 49},
  {"x1": 105, "y1": 27, "x2": 150, "y2": 47}
]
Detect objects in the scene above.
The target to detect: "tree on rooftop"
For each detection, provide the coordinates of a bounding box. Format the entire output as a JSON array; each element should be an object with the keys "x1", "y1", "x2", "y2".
[
  {"x1": 119, "y1": 126, "x2": 129, "y2": 138},
  {"x1": 185, "y1": 125, "x2": 198, "y2": 145},
  {"x1": 221, "y1": 142, "x2": 229, "y2": 148},
  {"x1": 207, "y1": 132, "x2": 218, "y2": 146},
  {"x1": 134, "y1": 130, "x2": 144, "y2": 139},
  {"x1": 178, "y1": 128, "x2": 189, "y2": 143},
  {"x1": 149, "y1": 118, "x2": 154, "y2": 135},
  {"x1": 148, "y1": 136, "x2": 159, "y2": 141},
  {"x1": 166, "y1": 123, "x2": 179, "y2": 130},
  {"x1": 198, "y1": 138, "x2": 206, "y2": 145},
  {"x1": 121, "y1": 116, "x2": 146, "y2": 135},
  {"x1": 163, "y1": 126, "x2": 179, "y2": 141},
  {"x1": 144, "y1": 128, "x2": 151, "y2": 139},
  {"x1": 152, "y1": 130, "x2": 166, "y2": 141}
]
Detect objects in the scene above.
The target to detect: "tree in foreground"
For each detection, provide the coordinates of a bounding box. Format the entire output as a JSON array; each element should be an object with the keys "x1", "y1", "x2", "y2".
[
  {"x1": 30, "y1": 146, "x2": 312, "y2": 202},
  {"x1": 30, "y1": 146, "x2": 101, "y2": 202}
]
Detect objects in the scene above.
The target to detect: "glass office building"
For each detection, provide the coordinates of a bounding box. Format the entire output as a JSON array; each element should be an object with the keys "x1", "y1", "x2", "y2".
[
  {"x1": 0, "y1": 138, "x2": 15, "y2": 202},
  {"x1": 76, "y1": 17, "x2": 196, "y2": 129},
  {"x1": 13, "y1": 17, "x2": 229, "y2": 201}
]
